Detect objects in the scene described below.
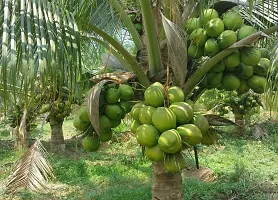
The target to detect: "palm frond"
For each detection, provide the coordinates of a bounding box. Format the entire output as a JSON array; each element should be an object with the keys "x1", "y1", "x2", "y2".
[
  {"x1": 204, "y1": 114, "x2": 240, "y2": 126},
  {"x1": 87, "y1": 80, "x2": 110, "y2": 136},
  {"x1": 252, "y1": 123, "x2": 268, "y2": 140},
  {"x1": 265, "y1": 40, "x2": 278, "y2": 113},
  {"x1": 239, "y1": 1, "x2": 278, "y2": 31},
  {"x1": 240, "y1": 0, "x2": 278, "y2": 48},
  {"x1": 5, "y1": 140, "x2": 55, "y2": 193},
  {"x1": 161, "y1": 13, "x2": 187, "y2": 87},
  {"x1": 0, "y1": 0, "x2": 81, "y2": 110},
  {"x1": 73, "y1": 0, "x2": 137, "y2": 74}
]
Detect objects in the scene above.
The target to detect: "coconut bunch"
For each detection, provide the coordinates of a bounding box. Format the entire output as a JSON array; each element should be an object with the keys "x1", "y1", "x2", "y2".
[
  {"x1": 8, "y1": 86, "x2": 72, "y2": 129},
  {"x1": 185, "y1": 8, "x2": 271, "y2": 94},
  {"x1": 216, "y1": 91, "x2": 262, "y2": 116},
  {"x1": 8, "y1": 102, "x2": 38, "y2": 130},
  {"x1": 130, "y1": 82, "x2": 218, "y2": 173},
  {"x1": 128, "y1": 12, "x2": 143, "y2": 34},
  {"x1": 74, "y1": 83, "x2": 134, "y2": 152},
  {"x1": 38, "y1": 86, "x2": 72, "y2": 125}
]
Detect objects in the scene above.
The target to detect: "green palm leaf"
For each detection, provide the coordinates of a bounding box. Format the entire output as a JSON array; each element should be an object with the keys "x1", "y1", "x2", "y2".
[{"x1": 0, "y1": 0, "x2": 81, "y2": 111}]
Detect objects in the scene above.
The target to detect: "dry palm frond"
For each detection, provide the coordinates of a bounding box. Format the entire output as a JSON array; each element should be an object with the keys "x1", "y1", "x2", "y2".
[
  {"x1": 161, "y1": 13, "x2": 187, "y2": 87},
  {"x1": 90, "y1": 72, "x2": 136, "y2": 84},
  {"x1": 252, "y1": 124, "x2": 268, "y2": 140},
  {"x1": 87, "y1": 80, "x2": 112, "y2": 136},
  {"x1": 204, "y1": 114, "x2": 239, "y2": 126},
  {"x1": 5, "y1": 140, "x2": 55, "y2": 193}
]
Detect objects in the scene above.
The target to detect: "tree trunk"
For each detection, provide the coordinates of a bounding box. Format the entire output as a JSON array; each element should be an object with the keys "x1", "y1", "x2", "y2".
[
  {"x1": 50, "y1": 118, "x2": 65, "y2": 152},
  {"x1": 234, "y1": 113, "x2": 245, "y2": 135},
  {"x1": 15, "y1": 108, "x2": 28, "y2": 150},
  {"x1": 152, "y1": 162, "x2": 184, "y2": 200}
]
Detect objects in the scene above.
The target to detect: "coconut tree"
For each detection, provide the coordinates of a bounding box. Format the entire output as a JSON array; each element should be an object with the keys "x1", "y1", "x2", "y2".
[
  {"x1": 76, "y1": 0, "x2": 278, "y2": 199},
  {"x1": 1, "y1": 0, "x2": 278, "y2": 198},
  {"x1": 0, "y1": 0, "x2": 134, "y2": 150},
  {"x1": 0, "y1": 0, "x2": 83, "y2": 150}
]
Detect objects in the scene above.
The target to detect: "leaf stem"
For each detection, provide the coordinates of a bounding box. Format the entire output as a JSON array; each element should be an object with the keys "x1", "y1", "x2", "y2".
[
  {"x1": 82, "y1": 24, "x2": 150, "y2": 87},
  {"x1": 110, "y1": 0, "x2": 142, "y2": 49},
  {"x1": 140, "y1": 0, "x2": 163, "y2": 76},
  {"x1": 183, "y1": 26, "x2": 278, "y2": 98}
]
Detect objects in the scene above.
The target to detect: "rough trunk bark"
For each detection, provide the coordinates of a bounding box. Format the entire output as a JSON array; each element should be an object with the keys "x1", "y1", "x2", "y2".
[
  {"x1": 235, "y1": 113, "x2": 245, "y2": 135},
  {"x1": 15, "y1": 108, "x2": 28, "y2": 150},
  {"x1": 152, "y1": 162, "x2": 184, "y2": 200},
  {"x1": 50, "y1": 119, "x2": 65, "y2": 152}
]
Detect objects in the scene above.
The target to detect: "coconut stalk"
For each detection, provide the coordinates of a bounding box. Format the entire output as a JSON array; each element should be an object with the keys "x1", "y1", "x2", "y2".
[
  {"x1": 138, "y1": 1, "x2": 184, "y2": 200},
  {"x1": 82, "y1": 23, "x2": 150, "y2": 88},
  {"x1": 234, "y1": 112, "x2": 245, "y2": 135}
]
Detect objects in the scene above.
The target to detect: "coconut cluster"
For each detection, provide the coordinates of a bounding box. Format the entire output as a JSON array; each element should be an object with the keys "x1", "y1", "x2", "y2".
[
  {"x1": 185, "y1": 8, "x2": 271, "y2": 94},
  {"x1": 130, "y1": 82, "x2": 215, "y2": 173},
  {"x1": 75, "y1": 83, "x2": 134, "y2": 152},
  {"x1": 39, "y1": 86, "x2": 72, "y2": 125},
  {"x1": 216, "y1": 91, "x2": 262, "y2": 116},
  {"x1": 128, "y1": 13, "x2": 143, "y2": 35}
]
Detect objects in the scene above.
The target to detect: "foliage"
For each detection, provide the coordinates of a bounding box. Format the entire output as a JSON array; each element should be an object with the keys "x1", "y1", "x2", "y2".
[{"x1": 0, "y1": 0, "x2": 82, "y2": 110}]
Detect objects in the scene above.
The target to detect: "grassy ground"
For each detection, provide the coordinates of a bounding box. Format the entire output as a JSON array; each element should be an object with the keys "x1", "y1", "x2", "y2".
[{"x1": 1, "y1": 118, "x2": 278, "y2": 200}]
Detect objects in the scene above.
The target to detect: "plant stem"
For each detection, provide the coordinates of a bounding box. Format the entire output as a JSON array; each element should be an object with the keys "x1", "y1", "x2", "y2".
[
  {"x1": 183, "y1": 49, "x2": 236, "y2": 98},
  {"x1": 140, "y1": 0, "x2": 163, "y2": 76},
  {"x1": 263, "y1": 25, "x2": 278, "y2": 35},
  {"x1": 88, "y1": 36, "x2": 133, "y2": 72},
  {"x1": 82, "y1": 24, "x2": 150, "y2": 87}
]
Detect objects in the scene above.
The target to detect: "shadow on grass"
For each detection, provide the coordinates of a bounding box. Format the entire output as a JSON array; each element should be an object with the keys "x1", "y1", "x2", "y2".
[
  {"x1": 182, "y1": 162, "x2": 277, "y2": 200},
  {"x1": 47, "y1": 148, "x2": 152, "y2": 200},
  {"x1": 1, "y1": 145, "x2": 152, "y2": 200}
]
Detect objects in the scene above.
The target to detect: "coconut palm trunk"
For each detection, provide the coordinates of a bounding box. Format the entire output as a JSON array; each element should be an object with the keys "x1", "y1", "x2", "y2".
[
  {"x1": 152, "y1": 162, "x2": 184, "y2": 200},
  {"x1": 50, "y1": 118, "x2": 65, "y2": 152},
  {"x1": 15, "y1": 108, "x2": 28, "y2": 149},
  {"x1": 234, "y1": 112, "x2": 245, "y2": 135}
]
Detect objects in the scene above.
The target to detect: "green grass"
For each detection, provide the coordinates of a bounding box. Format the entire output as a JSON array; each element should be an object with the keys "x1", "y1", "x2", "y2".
[
  {"x1": 0, "y1": 120, "x2": 11, "y2": 140},
  {"x1": 1, "y1": 119, "x2": 278, "y2": 200}
]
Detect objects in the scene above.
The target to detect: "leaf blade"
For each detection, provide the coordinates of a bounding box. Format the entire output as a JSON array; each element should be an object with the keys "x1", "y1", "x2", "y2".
[{"x1": 161, "y1": 13, "x2": 187, "y2": 87}]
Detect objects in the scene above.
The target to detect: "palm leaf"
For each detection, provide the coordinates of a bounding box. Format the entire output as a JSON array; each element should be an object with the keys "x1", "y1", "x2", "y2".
[
  {"x1": 140, "y1": 0, "x2": 163, "y2": 76},
  {"x1": 1, "y1": 0, "x2": 10, "y2": 113},
  {"x1": 82, "y1": 23, "x2": 149, "y2": 87},
  {"x1": 204, "y1": 114, "x2": 239, "y2": 126},
  {"x1": 90, "y1": 72, "x2": 136, "y2": 83},
  {"x1": 5, "y1": 140, "x2": 55, "y2": 193},
  {"x1": 239, "y1": 0, "x2": 278, "y2": 47},
  {"x1": 265, "y1": 40, "x2": 278, "y2": 113},
  {"x1": 0, "y1": 0, "x2": 81, "y2": 110},
  {"x1": 161, "y1": 13, "x2": 187, "y2": 87},
  {"x1": 86, "y1": 80, "x2": 111, "y2": 136},
  {"x1": 110, "y1": 0, "x2": 142, "y2": 49}
]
